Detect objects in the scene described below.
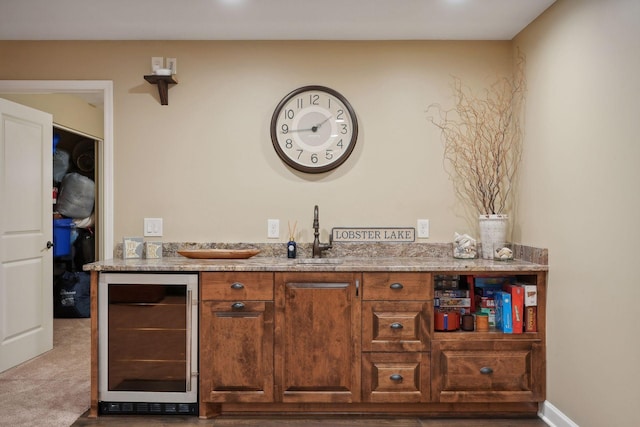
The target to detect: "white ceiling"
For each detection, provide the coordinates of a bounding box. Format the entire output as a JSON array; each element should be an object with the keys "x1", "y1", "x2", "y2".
[{"x1": 0, "y1": 0, "x2": 556, "y2": 41}]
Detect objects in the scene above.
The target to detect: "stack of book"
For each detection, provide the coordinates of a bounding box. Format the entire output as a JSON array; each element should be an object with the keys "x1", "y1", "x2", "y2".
[
  {"x1": 434, "y1": 275, "x2": 472, "y2": 318},
  {"x1": 469, "y1": 276, "x2": 537, "y2": 333}
]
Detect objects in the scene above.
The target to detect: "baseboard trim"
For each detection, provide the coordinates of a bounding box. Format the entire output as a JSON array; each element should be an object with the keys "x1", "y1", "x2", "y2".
[{"x1": 538, "y1": 400, "x2": 579, "y2": 427}]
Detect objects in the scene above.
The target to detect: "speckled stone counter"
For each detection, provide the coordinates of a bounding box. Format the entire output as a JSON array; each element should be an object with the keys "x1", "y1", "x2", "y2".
[{"x1": 84, "y1": 242, "x2": 547, "y2": 273}]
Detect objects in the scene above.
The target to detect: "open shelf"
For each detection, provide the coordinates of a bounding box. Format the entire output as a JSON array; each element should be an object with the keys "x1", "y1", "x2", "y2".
[{"x1": 144, "y1": 74, "x2": 178, "y2": 105}]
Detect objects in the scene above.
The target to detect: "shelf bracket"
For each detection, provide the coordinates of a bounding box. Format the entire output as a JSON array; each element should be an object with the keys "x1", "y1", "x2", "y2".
[{"x1": 144, "y1": 74, "x2": 178, "y2": 106}]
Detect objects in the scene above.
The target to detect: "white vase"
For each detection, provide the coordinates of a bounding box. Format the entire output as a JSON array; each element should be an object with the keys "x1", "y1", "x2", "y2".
[{"x1": 478, "y1": 214, "x2": 508, "y2": 260}]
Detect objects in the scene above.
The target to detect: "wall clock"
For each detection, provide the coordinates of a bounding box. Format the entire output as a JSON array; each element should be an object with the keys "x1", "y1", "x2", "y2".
[{"x1": 270, "y1": 85, "x2": 358, "y2": 173}]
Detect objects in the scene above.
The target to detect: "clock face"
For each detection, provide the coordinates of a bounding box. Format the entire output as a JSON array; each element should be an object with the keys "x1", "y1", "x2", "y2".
[{"x1": 270, "y1": 86, "x2": 358, "y2": 173}]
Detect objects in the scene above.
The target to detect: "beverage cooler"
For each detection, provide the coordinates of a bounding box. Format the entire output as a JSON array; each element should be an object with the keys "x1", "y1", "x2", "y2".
[{"x1": 98, "y1": 273, "x2": 198, "y2": 415}]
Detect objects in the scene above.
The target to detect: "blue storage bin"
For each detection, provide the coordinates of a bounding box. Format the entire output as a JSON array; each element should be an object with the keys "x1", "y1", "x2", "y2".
[{"x1": 53, "y1": 218, "x2": 74, "y2": 257}]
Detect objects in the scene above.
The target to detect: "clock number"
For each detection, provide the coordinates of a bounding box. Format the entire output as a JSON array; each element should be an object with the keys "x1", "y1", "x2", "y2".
[
  {"x1": 284, "y1": 109, "x2": 295, "y2": 119},
  {"x1": 310, "y1": 94, "x2": 320, "y2": 106},
  {"x1": 325, "y1": 150, "x2": 334, "y2": 160},
  {"x1": 281, "y1": 124, "x2": 289, "y2": 134},
  {"x1": 297, "y1": 98, "x2": 303, "y2": 109},
  {"x1": 336, "y1": 109, "x2": 344, "y2": 120},
  {"x1": 310, "y1": 153, "x2": 318, "y2": 164},
  {"x1": 340, "y1": 124, "x2": 348, "y2": 134},
  {"x1": 285, "y1": 138, "x2": 293, "y2": 149},
  {"x1": 296, "y1": 149, "x2": 303, "y2": 160},
  {"x1": 337, "y1": 139, "x2": 344, "y2": 149}
]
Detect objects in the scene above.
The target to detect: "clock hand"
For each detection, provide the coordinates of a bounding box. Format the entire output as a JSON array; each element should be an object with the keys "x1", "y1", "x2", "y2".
[
  {"x1": 289, "y1": 115, "x2": 333, "y2": 133},
  {"x1": 310, "y1": 115, "x2": 332, "y2": 132}
]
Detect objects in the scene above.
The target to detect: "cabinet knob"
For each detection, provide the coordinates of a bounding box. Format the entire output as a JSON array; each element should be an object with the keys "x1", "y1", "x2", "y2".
[
  {"x1": 230, "y1": 282, "x2": 245, "y2": 289},
  {"x1": 389, "y1": 374, "x2": 403, "y2": 382},
  {"x1": 231, "y1": 302, "x2": 245, "y2": 310},
  {"x1": 480, "y1": 367, "x2": 493, "y2": 375},
  {"x1": 390, "y1": 322, "x2": 404, "y2": 329},
  {"x1": 389, "y1": 283, "x2": 404, "y2": 290}
]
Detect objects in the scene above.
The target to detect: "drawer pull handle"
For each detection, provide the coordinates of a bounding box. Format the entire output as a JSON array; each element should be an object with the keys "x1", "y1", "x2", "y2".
[
  {"x1": 390, "y1": 374, "x2": 403, "y2": 381},
  {"x1": 480, "y1": 367, "x2": 493, "y2": 375},
  {"x1": 230, "y1": 282, "x2": 245, "y2": 290},
  {"x1": 389, "y1": 283, "x2": 404, "y2": 290},
  {"x1": 390, "y1": 322, "x2": 404, "y2": 329},
  {"x1": 231, "y1": 302, "x2": 245, "y2": 310}
]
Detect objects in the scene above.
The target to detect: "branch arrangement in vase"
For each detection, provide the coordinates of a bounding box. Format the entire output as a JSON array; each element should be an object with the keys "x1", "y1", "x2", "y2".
[{"x1": 427, "y1": 52, "x2": 526, "y2": 217}]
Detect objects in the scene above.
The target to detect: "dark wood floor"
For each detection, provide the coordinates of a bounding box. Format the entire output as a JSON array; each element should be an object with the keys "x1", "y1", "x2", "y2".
[{"x1": 72, "y1": 412, "x2": 548, "y2": 426}]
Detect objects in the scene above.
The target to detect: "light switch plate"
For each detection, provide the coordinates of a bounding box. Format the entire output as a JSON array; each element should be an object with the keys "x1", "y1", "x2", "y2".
[
  {"x1": 417, "y1": 219, "x2": 429, "y2": 238},
  {"x1": 144, "y1": 218, "x2": 163, "y2": 237}
]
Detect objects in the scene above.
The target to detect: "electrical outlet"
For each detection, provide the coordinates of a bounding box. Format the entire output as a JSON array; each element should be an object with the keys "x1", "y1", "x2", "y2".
[
  {"x1": 267, "y1": 219, "x2": 279, "y2": 239},
  {"x1": 166, "y1": 57, "x2": 177, "y2": 74},
  {"x1": 144, "y1": 218, "x2": 163, "y2": 237},
  {"x1": 417, "y1": 219, "x2": 429, "y2": 238},
  {"x1": 151, "y1": 57, "x2": 164, "y2": 73}
]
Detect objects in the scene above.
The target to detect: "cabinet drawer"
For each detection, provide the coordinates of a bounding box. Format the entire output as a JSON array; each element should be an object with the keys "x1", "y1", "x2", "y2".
[
  {"x1": 432, "y1": 340, "x2": 545, "y2": 403},
  {"x1": 201, "y1": 272, "x2": 273, "y2": 301},
  {"x1": 362, "y1": 302, "x2": 431, "y2": 352},
  {"x1": 362, "y1": 352, "x2": 430, "y2": 402},
  {"x1": 363, "y1": 273, "x2": 432, "y2": 300}
]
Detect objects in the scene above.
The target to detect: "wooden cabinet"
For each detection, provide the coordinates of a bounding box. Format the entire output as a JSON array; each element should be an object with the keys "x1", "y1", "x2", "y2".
[
  {"x1": 361, "y1": 272, "x2": 432, "y2": 402},
  {"x1": 274, "y1": 272, "x2": 361, "y2": 403},
  {"x1": 200, "y1": 273, "x2": 274, "y2": 404},
  {"x1": 195, "y1": 268, "x2": 545, "y2": 418}
]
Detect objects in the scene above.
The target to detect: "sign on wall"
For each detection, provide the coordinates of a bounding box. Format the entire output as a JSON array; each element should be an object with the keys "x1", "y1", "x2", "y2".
[{"x1": 331, "y1": 227, "x2": 415, "y2": 243}]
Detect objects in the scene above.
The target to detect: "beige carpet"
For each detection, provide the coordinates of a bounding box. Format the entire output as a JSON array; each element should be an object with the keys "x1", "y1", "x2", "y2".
[{"x1": 0, "y1": 318, "x2": 91, "y2": 427}]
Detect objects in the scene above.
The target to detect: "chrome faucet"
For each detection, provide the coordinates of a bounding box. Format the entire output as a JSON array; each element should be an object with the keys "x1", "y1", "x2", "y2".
[{"x1": 312, "y1": 205, "x2": 332, "y2": 258}]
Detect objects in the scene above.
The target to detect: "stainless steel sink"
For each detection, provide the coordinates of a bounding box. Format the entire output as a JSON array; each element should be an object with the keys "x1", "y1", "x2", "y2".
[{"x1": 295, "y1": 258, "x2": 344, "y2": 265}]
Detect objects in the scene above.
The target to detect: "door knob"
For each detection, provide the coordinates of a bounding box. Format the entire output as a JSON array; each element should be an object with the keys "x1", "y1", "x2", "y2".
[{"x1": 46, "y1": 241, "x2": 54, "y2": 249}]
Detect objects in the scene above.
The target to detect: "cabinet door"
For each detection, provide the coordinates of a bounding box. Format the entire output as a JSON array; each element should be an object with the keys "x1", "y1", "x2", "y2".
[
  {"x1": 275, "y1": 272, "x2": 361, "y2": 403},
  {"x1": 432, "y1": 340, "x2": 545, "y2": 403},
  {"x1": 201, "y1": 301, "x2": 274, "y2": 402}
]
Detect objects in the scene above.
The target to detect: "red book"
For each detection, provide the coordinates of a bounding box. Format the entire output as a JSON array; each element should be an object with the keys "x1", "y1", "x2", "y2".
[{"x1": 503, "y1": 284, "x2": 524, "y2": 334}]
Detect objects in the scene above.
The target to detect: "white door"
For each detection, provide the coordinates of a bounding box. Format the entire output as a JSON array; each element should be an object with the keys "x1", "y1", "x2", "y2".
[{"x1": 0, "y1": 98, "x2": 53, "y2": 372}]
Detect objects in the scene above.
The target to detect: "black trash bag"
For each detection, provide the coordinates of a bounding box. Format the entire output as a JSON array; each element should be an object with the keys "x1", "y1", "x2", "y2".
[
  {"x1": 53, "y1": 271, "x2": 91, "y2": 318},
  {"x1": 73, "y1": 228, "x2": 95, "y2": 269}
]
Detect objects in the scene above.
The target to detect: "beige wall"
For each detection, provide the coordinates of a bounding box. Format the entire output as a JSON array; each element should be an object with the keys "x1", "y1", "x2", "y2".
[
  {"x1": 515, "y1": 0, "x2": 640, "y2": 426},
  {"x1": 0, "y1": 93, "x2": 103, "y2": 139},
  {"x1": 1, "y1": 40, "x2": 512, "y2": 244}
]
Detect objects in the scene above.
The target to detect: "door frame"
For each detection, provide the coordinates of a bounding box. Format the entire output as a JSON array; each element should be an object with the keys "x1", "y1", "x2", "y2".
[{"x1": 0, "y1": 80, "x2": 114, "y2": 260}]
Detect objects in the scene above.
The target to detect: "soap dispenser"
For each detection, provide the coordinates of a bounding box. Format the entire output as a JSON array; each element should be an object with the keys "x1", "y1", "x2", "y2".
[{"x1": 287, "y1": 221, "x2": 297, "y2": 259}]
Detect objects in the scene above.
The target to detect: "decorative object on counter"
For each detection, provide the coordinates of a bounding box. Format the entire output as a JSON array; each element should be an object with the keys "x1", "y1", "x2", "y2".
[
  {"x1": 145, "y1": 241, "x2": 163, "y2": 259},
  {"x1": 479, "y1": 214, "x2": 509, "y2": 259},
  {"x1": 452, "y1": 232, "x2": 477, "y2": 259},
  {"x1": 123, "y1": 237, "x2": 143, "y2": 259},
  {"x1": 427, "y1": 51, "x2": 526, "y2": 259},
  {"x1": 177, "y1": 248, "x2": 260, "y2": 259},
  {"x1": 287, "y1": 220, "x2": 297, "y2": 258},
  {"x1": 493, "y1": 242, "x2": 514, "y2": 261},
  {"x1": 270, "y1": 86, "x2": 358, "y2": 173}
]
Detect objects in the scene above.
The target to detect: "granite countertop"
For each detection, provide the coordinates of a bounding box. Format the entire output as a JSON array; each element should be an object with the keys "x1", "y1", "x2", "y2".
[{"x1": 83, "y1": 256, "x2": 547, "y2": 273}]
